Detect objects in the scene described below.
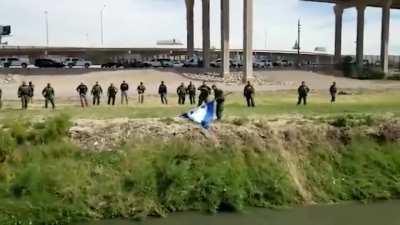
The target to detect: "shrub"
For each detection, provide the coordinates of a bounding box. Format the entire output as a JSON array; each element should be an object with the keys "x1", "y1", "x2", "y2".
[
  {"x1": 341, "y1": 56, "x2": 385, "y2": 80},
  {"x1": 342, "y1": 56, "x2": 356, "y2": 78},
  {"x1": 387, "y1": 74, "x2": 400, "y2": 80}
]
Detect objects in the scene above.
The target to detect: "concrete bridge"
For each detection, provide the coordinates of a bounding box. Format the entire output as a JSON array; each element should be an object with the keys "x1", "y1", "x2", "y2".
[
  {"x1": 185, "y1": 0, "x2": 254, "y2": 81},
  {"x1": 304, "y1": 0, "x2": 396, "y2": 74},
  {"x1": 186, "y1": 0, "x2": 396, "y2": 79}
]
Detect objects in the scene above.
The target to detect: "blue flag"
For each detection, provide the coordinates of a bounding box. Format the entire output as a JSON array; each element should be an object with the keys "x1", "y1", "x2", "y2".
[{"x1": 182, "y1": 101, "x2": 217, "y2": 129}]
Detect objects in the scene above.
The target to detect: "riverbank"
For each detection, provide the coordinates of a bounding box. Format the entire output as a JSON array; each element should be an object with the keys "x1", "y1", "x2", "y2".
[
  {"x1": 1, "y1": 114, "x2": 400, "y2": 225},
  {"x1": 80, "y1": 200, "x2": 400, "y2": 225}
]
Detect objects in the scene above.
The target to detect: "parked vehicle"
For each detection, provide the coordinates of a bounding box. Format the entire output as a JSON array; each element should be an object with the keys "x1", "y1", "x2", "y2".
[
  {"x1": 173, "y1": 61, "x2": 185, "y2": 68},
  {"x1": 159, "y1": 59, "x2": 174, "y2": 67},
  {"x1": 281, "y1": 60, "x2": 294, "y2": 67},
  {"x1": 121, "y1": 61, "x2": 145, "y2": 68},
  {"x1": 64, "y1": 58, "x2": 92, "y2": 68},
  {"x1": 183, "y1": 58, "x2": 202, "y2": 67},
  {"x1": 274, "y1": 59, "x2": 293, "y2": 67},
  {"x1": 101, "y1": 62, "x2": 124, "y2": 68},
  {"x1": 230, "y1": 59, "x2": 243, "y2": 68},
  {"x1": 130, "y1": 61, "x2": 145, "y2": 68},
  {"x1": 143, "y1": 59, "x2": 162, "y2": 67},
  {"x1": 210, "y1": 58, "x2": 242, "y2": 68},
  {"x1": 210, "y1": 59, "x2": 222, "y2": 68},
  {"x1": 0, "y1": 57, "x2": 30, "y2": 68},
  {"x1": 34, "y1": 59, "x2": 65, "y2": 68},
  {"x1": 253, "y1": 59, "x2": 273, "y2": 69}
]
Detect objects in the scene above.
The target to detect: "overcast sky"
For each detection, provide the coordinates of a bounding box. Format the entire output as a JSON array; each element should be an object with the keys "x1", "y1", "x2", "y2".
[{"x1": 1, "y1": 0, "x2": 400, "y2": 55}]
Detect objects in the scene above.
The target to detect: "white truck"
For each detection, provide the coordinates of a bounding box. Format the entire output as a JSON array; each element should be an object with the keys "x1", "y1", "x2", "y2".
[
  {"x1": 143, "y1": 59, "x2": 162, "y2": 67},
  {"x1": 183, "y1": 56, "x2": 201, "y2": 67},
  {"x1": 210, "y1": 58, "x2": 242, "y2": 68},
  {"x1": 253, "y1": 59, "x2": 273, "y2": 69},
  {"x1": 0, "y1": 57, "x2": 30, "y2": 68},
  {"x1": 158, "y1": 59, "x2": 174, "y2": 67},
  {"x1": 64, "y1": 58, "x2": 92, "y2": 69}
]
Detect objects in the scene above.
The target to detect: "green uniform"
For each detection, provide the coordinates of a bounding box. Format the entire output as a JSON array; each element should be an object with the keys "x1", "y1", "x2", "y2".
[
  {"x1": 137, "y1": 84, "x2": 146, "y2": 104},
  {"x1": 91, "y1": 84, "x2": 103, "y2": 105},
  {"x1": 177, "y1": 85, "x2": 187, "y2": 105},
  {"x1": 18, "y1": 84, "x2": 31, "y2": 109},
  {"x1": 244, "y1": 84, "x2": 255, "y2": 107},
  {"x1": 297, "y1": 85, "x2": 310, "y2": 105},
  {"x1": 158, "y1": 84, "x2": 168, "y2": 104},
  {"x1": 28, "y1": 83, "x2": 34, "y2": 103},
  {"x1": 330, "y1": 84, "x2": 337, "y2": 103},
  {"x1": 187, "y1": 83, "x2": 196, "y2": 105},
  {"x1": 107, "y1": 86, "x2": 118, "y2": 105},
  {"x1": 213, "y1": 88, "x2": 225, "y2": 120},
  {"x1": 198, "y1": 84, "x2": 211, "y2": 106},
  {"x1": 42, "y1": 86, "x2": 55, "y2": 109}
]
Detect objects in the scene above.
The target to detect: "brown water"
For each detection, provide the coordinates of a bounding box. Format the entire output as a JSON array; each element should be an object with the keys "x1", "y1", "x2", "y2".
[{"x1": 80, "y1": 201, "x2": 400, "y2": 225}]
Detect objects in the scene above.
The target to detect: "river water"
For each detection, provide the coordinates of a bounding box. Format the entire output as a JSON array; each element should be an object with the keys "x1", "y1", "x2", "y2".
[{"x1": 81, "y1": 201, "x2": 400, "y2": 225}]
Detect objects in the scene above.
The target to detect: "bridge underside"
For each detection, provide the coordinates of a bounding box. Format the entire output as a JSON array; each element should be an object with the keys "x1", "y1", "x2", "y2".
[
  {"x1": 303, "y1": 0, "x2": 400, "y2": 8},
  {"x1": 303, "y1": 0, "x2": 395, "y2": 75}
]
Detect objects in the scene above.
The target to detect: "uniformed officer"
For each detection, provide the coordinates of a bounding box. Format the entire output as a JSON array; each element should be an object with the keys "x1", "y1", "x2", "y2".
[
  {"x1": 42, "y1": 83, "x2": 55, "y2": 109},
  {"x1": 198, "y1": 81, "x2": 211, "y2": 106},
  {"x1": 28, "y1": 81, "x2": 34, "y2": 103},
  {"x1": 76, "y1": 82, "x2": 89, "y2": 108},
  {"x1": 297, "y1": 81, "x2": 310, "y2": 105},
  {"x1": 212, "y1": 84, "x2": 225, "y2": 120},
  {"x1": 137, "y1": 82, "x2": 146, "y2": 104},
  {"x1": 243, "y1": 81, "x2": 255, "y2": 107},
  {"x1": 91, "y1": 81, "x2": 103, "y2": 105},
  {"x1": 330, "y1": 82, "x2": 337, "y2": 103},
  {"x1": 187, "y1": 81, "x2": 196, "y2": 105},
  {"x1": 158, "y1": 81, "x2": 168, "y2": 105},
  {"x1": 120, "y1": 81, "x2": 129, "y2": 105},
  {"x1": 107, "y1": 83, "x2": 118, "y2": 106},
  {"x1": 177, "y1": 82, "x2": 186, "y2": 105},
  {"x1": 18, "y1": 81, "x2": 31, "y2": 109}
]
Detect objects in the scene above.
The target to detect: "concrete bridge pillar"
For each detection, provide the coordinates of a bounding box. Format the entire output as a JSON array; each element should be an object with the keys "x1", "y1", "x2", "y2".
[
  {"x1": 356, "y1": 3, "x2": 366, "y2": 67},
  {"x1": 202, "y1": 0, "x2": 211, "y2": 69},
  {"x1": 334, "y1": 5, "x2": 344, "y2": 64},
  {"x1": 243, "y1": 0, "x2": 254, "y2": 82},
  {"x1": 381, "y1": 0, "x2": 392, "y2": 74},
  {"x1": 221, "y1": 0, "x2": 230, "y2": 77},
  {"x1": 185, "y1": 0, "x2": 195, "y2": 58}
]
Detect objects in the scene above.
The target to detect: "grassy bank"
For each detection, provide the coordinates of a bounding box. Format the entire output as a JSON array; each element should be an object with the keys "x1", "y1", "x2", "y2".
[
  {"x1": 1, "y1": 89, "x2": 400, "y2": 120},
  {"x1": 1, "y1": 115, "x2": 400, "y2": 224}
]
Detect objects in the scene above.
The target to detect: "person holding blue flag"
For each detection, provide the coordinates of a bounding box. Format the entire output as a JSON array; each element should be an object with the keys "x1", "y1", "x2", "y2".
[
  {"x1": 182, "y1": 84, "x2": 227, "y2": 129},
  {"x1": 212, "y1": 84, "x2": 225, "y2": 121}
]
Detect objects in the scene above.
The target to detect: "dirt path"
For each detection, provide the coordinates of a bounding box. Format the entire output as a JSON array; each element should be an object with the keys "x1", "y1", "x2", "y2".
[{"x1": 1, "y1": 69, "x2": 400, "y2": 100}]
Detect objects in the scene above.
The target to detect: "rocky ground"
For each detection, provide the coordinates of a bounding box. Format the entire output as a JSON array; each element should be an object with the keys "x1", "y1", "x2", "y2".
[{"x1": 68, "y1": 116, "x2": 400, "y2": 152}]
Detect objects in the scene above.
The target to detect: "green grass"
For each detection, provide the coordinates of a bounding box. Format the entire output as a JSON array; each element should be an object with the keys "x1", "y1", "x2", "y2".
[
  {"x1": 1, "y1": 89, "x2": 400, "y2": 120},
  {"x1": 1, "y1": 92, "x2": 400, "y2": 225},
  {"x1": 0, "y1": 115, "x2": 300, "y2": 225},
  {"x1": 301, "y1": 138, "x2": 400, "y2": 203}
]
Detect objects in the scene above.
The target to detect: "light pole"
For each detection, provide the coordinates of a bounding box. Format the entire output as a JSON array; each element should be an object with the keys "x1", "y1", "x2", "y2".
[
  {"x1": 297, "y1": 19, "x2": 301, "y2": 67},
  {"x1": 100, "y1": 4, "x2": 106, "y2": 46},
  {"x1": 45, "y1": 10, "x2": 49, "y2": 46},
  {"x1": 264, "y1": 30, "x2": 267, "y2": 49}
]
